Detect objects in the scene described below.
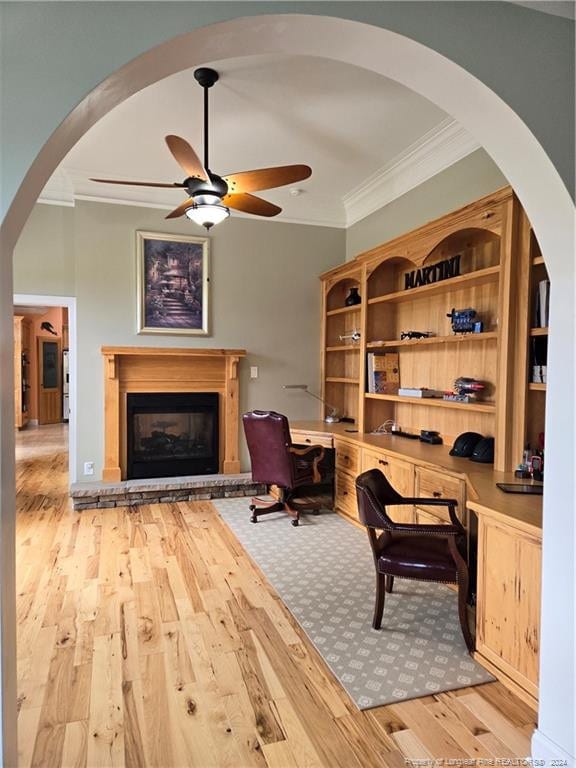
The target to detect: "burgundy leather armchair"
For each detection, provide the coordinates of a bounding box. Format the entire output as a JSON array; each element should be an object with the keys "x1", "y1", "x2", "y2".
[
  {"x1": 355, "y1": 468, "x2": 473, "y2": 652},
  {"x1": 242, "y1": 410, "x2": 326, "y2": 526}
]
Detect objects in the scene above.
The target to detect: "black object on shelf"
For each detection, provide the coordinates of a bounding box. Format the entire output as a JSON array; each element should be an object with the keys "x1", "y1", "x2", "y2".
[
  {"x1": 419, "y1": 430, "x2": 443, "y2": 445},
  {"x1": 344, "y1": 287, "x2": 361, "y2": 306}
]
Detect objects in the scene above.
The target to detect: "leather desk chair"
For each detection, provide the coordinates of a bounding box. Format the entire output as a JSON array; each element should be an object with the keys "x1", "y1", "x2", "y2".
[
  {"x1": 355, "y1": 468, "x2": 473, "y2": 652},
  {"x1": 242, "y1": 410, "x2": 326, "y2": 526}
]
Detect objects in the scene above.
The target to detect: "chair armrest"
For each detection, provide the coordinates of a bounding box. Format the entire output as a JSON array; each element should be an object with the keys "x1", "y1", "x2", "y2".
[
  {"x1": 391, "y1": 522, "x2": 462, "y2": 536},
  {"x1": 289, "y1": 444, "x2": 325, "y2": 483},
  {"x1": 396, "y1": 497, "x2": 458, "y2": 507},
  {"x1": 394, "y1": 497, "x2": 462, "y2": 529}
]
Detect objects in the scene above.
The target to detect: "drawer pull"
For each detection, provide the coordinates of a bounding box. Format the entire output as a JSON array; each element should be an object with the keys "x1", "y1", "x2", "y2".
[
  {"x1": 305, "y1": 438, "x2": 311, "y2": 443},
  {"x1": 342, "y1": 491, "x2": 348, "y2": 496},
  {"x1": 433, "y1": 491, "x2": 442, "y2": 498},
  {"x1": 378, "y1": 459, "x2": 388, "y2": 466},
  {"x1": 343, "y1": 455, "x2": 350, "y2": 463}
]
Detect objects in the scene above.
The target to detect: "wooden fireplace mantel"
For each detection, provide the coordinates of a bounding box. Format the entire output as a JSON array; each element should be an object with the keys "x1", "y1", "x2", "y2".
[{"x1": 101, "y1": 346, "x2": 247, "y2": 482}]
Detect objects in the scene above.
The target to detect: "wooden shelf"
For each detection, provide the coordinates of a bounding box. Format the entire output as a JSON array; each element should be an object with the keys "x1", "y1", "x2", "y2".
[
  {"x1": 325, "y1": 377, "x2": 359, "y2": 384},
  {"x1": 326, "y1": 304, "x2": 362, "y2": 317},
  {"x1": 325, "y1": 345, "x2": 360, "y2": 352},
  {"x1": 529, "y1": 327, "x2": 548, "y2": 336},
  {"x1": 365, "y1": 392, "x2": 496, "y2": 413},
  {"x1": 528, "y1": 383, "x2": 546, "y2": 391},
  {"x1": 366, "y1": 331, "x2": 498, "y2": 349},
  {"x1": 368, "y1": 265, "x2": 501, "y2": 306},
  {"x1": 532, "y1": 255, "x2": 545, "y2": 266}
]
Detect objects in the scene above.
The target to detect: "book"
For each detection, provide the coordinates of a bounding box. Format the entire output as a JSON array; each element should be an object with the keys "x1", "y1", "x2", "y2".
[
  {"x1": 367, "y1": 352, "x2": 399, "y2": 394},
  {"x1": 398, "y1": 387, "x2": 444, "y2": 398}
]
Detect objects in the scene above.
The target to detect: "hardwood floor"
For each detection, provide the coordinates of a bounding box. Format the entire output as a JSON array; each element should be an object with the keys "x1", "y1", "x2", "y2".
[{"x1": 16, "y1": 424, "x2": 537, "y2": 767}]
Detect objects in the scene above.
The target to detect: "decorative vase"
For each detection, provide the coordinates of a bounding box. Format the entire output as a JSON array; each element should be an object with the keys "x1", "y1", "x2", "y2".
[{"x1": 345, "y1": 287, "x2": 361, "y2": 306}]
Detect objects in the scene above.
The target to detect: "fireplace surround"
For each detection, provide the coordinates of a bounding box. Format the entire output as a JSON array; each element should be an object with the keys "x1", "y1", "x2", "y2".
[{"x1": 102, "y1": 347, "x2": 246, "y2": 482}]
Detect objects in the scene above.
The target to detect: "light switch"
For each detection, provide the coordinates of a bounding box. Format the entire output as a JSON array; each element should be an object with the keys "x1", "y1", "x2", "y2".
[{"x1": 250, "y1": 366, "x2": 258, "y2": 379}]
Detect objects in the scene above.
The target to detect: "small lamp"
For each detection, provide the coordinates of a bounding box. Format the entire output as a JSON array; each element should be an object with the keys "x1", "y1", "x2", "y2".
[{"x1": 283, "y1": 384, "x2": 341, "y2": 423}]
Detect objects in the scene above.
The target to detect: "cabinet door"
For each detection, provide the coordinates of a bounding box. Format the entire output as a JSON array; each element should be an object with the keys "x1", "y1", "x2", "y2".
[
  {"x1": 361, "y1": 448, "x2": 414, "y2": 524},
  {"x1": 476, "y1": 517, "x2": 541, "y2": 699}
]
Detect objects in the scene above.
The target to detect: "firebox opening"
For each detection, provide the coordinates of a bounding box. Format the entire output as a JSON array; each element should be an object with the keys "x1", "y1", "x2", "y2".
[{"x1": 127, "y1": 392, "x2": 219, "y2": 479}]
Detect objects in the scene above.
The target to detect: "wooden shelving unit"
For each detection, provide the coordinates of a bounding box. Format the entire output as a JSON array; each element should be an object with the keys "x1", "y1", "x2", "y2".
[
  {"x1": 326, "y1": 377, "x2": 359, "y2": 384},
  {"x1": 319, "y1": 186, "x2": 542, "y2": 471},
  {"x1": 528, "y1": 383, "x2": 546, "y2": 391},
  {"x1": 325, "y1": 345, "x2": 359, "y2": 352},
  {"x1": 364, "y1": 392, "x2": 496, "y2": 413},
  {"x1": 367, "y1": 265, "x2": 500, "y2": 305},
  {"x1": 367, "y1": 331, "x2": 498, "y2": 349}
]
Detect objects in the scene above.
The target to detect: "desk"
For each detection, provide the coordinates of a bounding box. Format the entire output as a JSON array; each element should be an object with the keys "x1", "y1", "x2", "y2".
[{"x1": 291, "y1": 420, "x2": 542, "y2": 708}]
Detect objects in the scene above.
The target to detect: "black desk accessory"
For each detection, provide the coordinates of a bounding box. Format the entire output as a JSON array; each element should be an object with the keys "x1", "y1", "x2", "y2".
[
  {"x1": 496, "y1": 483, "x2": 543, "y2": 495},
  {"x1": 419, "y1": 430, "x2": 443, "y2": 445},
  {"x1": 390, "y1": 430, "x2": 419, "y2": 440}
]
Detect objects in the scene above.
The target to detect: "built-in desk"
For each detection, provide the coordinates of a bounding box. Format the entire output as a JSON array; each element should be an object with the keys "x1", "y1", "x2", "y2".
[{"x1": 291, "y1": 420, "x2": 542, "y2": 709}]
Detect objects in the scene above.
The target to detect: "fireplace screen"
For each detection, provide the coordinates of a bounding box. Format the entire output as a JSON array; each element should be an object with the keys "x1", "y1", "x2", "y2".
[
  {"x1": 127, "y1": 392, "x2": 219, "y2": 479},
  {"x1": 132, "y1": 412, "x2": 214, "y2": 461}
]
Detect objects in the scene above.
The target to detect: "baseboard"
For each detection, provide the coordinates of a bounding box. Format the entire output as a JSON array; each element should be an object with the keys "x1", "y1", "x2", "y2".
[{"x1": 531, "y1": 729, "x2": 575, "y2": 766}]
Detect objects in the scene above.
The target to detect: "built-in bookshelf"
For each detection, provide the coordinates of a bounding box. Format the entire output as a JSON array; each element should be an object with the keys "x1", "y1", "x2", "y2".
[{"x1": 319, "y1": 187, "x2": 546, "y2": 472}]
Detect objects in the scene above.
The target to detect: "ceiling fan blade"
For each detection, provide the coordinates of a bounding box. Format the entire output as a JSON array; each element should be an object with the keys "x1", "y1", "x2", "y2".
[
  {"x1": 224, "y1": 164, "x2": 312, "y2": 194},
  {"x1": 165, "y1": 135, "x2": 208, "y2": 180},
  {"x1": 224, "y1": 192, "x2": 281, "y2": 218},
  {"x1": 90, "y1": 178, "x2": 185, "y2": 188},
  {"x1": 165, "y1": 197, "x2": 194, "y2": 220}
]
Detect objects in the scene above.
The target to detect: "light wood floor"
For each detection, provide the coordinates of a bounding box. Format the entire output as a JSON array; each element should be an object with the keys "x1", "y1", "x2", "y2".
[{"x1": 16, "y1": 424, "x2": 537, "y2": 767}]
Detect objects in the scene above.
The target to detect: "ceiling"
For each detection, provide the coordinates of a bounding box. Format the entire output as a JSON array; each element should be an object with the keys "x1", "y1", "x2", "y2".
[{"x1": 43, "y1": 55, "x2": 477, "y2": 228}]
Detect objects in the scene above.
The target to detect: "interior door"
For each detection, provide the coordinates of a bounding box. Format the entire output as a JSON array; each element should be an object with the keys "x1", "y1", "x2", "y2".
[{"x1": 38, "y1": 336, "x2": 62, "y2": 424}]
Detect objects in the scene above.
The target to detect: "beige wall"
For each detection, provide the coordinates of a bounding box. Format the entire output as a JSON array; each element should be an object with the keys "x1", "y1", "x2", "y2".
[
  {"x1": 14, "y1": 202, "x2": 345, "y2": 478},
  {"x1": 345, "y1": 149, "x2": 508, "y2": 260}
]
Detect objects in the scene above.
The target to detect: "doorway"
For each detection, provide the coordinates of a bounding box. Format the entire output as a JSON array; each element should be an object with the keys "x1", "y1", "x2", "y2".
[{"x1": 13, "y1": 294, "x2": 77, "y2": 483}]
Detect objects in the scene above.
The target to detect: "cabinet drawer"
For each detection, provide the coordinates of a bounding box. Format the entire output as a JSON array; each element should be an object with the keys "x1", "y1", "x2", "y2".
[
  {"x1": 290, "y1": 430, "x2": 333, "y2": 449},
  {"x1": 415, "y1": 467, "x2": 465, "y2": 523},
  {"x1": 361, "y1": 448, "x2": 415, "y2": 524},
  {"x1": 335, "y1": 440, "x2": 359, "y2": 476},
  {"x1": 335, "y1": 470, "x2": 358, "y2": 520}
]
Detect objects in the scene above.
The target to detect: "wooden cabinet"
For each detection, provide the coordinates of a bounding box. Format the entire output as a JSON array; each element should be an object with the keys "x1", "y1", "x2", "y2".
[
  {"x1": 13, "y1": 315, "x2": 31, "y2": 430},
  {"x1": 361, "y1": 447, "x2": 414, "y2": 523},
  {"x1": 475, "y1": 514, "x2": 541, "y2": 707},
  {"x1": 414, "y1": 466, "x2": 465, "y2": 524},
  {"x1": 334, "y1": 437, "x2": 360, "y2": 522}
]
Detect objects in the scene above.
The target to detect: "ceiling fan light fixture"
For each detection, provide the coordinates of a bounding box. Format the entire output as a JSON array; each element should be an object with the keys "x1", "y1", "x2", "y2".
[{"x1": 185, "y1": 202, "x2": 230, "y2": 230}]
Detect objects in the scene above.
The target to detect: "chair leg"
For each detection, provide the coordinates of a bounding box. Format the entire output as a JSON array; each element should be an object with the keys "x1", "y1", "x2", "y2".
[
  {"x1": 457, "y1": 574, "x2": 474, "y2": 652},
  {"x1": 385, "y1": 575, "x2": 394, "y2": 594},
  {"x1": 372, "y1": 572, "x2": 386, "y2": 630},
  {"x1": 249, "y1": 498, "x2": 284, "y2": 523}
]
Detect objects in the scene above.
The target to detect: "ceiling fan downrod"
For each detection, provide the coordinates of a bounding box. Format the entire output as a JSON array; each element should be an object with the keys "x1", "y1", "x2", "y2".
[{"x1": 193, "y1": 67, "x2": 219, "y2": 173}]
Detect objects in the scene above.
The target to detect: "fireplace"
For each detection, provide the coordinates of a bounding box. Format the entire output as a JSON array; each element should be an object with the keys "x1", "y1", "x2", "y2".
[{"x1": 127, "y1": 392, "x2": 219, "y2": 479}]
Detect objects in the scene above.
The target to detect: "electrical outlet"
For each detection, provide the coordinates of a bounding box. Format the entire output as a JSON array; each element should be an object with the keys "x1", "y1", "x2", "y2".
[
  {"x1": 84, "y1": 461, "x2": 94, "y2": 476},
  {"x1": 250, "y1": 366, "x2": 258, "y2": 379}
]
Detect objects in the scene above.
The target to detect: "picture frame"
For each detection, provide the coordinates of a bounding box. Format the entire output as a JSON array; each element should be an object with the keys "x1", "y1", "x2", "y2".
[{"x1": 136, "y1": 231, "x2": 210, "y2": 336}]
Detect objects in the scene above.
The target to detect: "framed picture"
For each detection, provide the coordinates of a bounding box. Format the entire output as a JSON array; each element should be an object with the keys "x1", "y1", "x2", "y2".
[{"x1": 136, "y1": 231, "x2": 209, "y2": 335}]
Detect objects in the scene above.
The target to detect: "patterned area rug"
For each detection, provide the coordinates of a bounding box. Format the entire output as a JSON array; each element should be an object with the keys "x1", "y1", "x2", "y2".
[{"x1": 214, "y1": 499, "x2": 494, "y2": 709}]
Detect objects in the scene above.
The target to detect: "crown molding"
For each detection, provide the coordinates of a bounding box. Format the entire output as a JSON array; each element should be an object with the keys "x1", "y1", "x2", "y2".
[
  {"x1": 39, "y1": 120, "x2": 479, "y2": 229},
  {"x1": 342, "y1": 119, "x2": 480, "y2": 227}
]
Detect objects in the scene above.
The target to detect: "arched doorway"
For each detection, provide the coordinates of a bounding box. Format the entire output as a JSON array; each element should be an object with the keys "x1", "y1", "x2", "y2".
[{"x1": 1, "y1": 14, "x2": 573, "y2": 764}]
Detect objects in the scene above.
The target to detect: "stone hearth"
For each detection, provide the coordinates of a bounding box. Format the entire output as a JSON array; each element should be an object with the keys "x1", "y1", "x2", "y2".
[{"x1": 70, "y1": 472, "x2": 265, "y2": 511}]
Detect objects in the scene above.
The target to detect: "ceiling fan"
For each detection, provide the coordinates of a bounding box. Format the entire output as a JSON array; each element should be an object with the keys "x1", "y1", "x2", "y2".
[{"x1": 90, "y1": 68, "x2": 312, "y2": 229}]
